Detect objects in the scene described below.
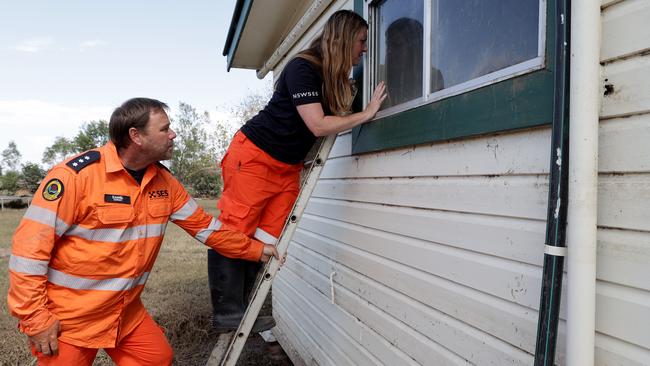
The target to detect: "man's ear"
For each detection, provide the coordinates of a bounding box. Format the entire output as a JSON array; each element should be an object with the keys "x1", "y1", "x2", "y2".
[{"x1": 128, "y1": 127, "x2": 143, "y2": 147}]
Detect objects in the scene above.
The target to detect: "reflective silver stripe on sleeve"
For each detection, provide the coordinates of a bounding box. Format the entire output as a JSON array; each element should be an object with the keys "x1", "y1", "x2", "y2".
[
  {"x1": 47, "y1": 268, "x2": 150, "y2": 291},
  {"x1": 23, "y1": 205, "x2": 70, "y2": 237},
  {"x1": 65, "y1": 224, "x2": 166, "y2": 243},
  {"x1": 195, "y1": 218, "x2": 223, "y2": 243},
  {"x1": 8, "y1": 255, "x2": 49, "y2": 276},
  {"x1": 254, "y1": 227, "x2": 278, "y2": 245},
  {"x1": 170, "y1": 198, "x2": 199, "y2": 221}
]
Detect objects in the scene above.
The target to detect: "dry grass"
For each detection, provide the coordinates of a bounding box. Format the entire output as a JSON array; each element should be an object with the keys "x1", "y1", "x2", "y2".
[
  {"x1": 0, "y1": 200, "x2": 288, "y2": 366},
  {"x1": 1, "y1": 207, "x2": 33, "y2": 366}
]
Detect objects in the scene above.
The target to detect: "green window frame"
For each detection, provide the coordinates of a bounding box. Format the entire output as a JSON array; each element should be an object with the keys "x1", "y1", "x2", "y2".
[{"x1": 352, "y1": 0, "x2": 556, "y2": 154}]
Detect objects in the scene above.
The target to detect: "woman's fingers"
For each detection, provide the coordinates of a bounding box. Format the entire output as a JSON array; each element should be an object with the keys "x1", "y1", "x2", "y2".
[
  {"x1": 373, "y1": 82, "x2": 387, "y2": 101},
  {"x1": 371, "y1": 82, "x2": 387, "y2": 109}
]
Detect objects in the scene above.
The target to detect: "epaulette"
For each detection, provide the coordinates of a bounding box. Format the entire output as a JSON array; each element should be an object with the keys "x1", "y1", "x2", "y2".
[
  {"x1": 156, "y1": 162, "x2": 171, "y2": 172},
  {"x1": 66, "y1": 150, "x2": 101, "y2": 173}
]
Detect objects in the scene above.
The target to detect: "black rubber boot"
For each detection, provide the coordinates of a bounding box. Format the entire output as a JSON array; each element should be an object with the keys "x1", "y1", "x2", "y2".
[{"x1": 207, "y1": 249, "x2": 275, "y2": 333}]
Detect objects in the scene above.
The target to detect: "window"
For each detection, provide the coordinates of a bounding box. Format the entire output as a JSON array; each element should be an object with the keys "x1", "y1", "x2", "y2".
[
  {"x1": 376, "y1": 0, "x2": 424, "y2": 109},
  {"x1": 352, "y1": 0, "x2": 554, "y2": 154}
]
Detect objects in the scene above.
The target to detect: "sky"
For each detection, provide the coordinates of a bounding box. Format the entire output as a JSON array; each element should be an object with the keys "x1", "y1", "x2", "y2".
[{"x1": 0, "y1": 0, "x2": 268, "y2": 165}]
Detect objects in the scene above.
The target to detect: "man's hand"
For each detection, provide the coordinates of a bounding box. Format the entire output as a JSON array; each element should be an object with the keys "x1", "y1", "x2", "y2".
[
  {"x1": 29, "y1": 319, "x2": 60, "y2": 356},
  {"x1": 260, "y1": 244, "x2": 278, "y2": 262},
  {"x1": 260, "y1": 244, "x2": 282, "y2": 264}
]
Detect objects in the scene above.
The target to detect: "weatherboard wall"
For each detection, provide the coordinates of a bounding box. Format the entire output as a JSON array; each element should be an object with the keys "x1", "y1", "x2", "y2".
[{"x1": 270, "y1": 0, "x2": 650, "y2": 365}]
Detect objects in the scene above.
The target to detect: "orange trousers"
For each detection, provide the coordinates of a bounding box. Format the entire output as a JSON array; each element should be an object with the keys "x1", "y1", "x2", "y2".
[
  {"x1": 217, "y1": 130, "x2": 302, "y2": 244},
  {"x1": 31, "y1": 312, "x2": 172, "y2": 366}
]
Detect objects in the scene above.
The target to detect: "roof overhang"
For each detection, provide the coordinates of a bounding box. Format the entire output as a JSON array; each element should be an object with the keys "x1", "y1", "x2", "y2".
[{"x1": 223, "y1": 0, "x2": 312, "y2": 72}]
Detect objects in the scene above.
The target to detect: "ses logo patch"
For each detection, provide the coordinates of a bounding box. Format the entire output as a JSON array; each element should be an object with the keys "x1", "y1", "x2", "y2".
[
  {"x1": 42, "y1": 179, "x2": 64, "y2": 201},
  {"x1": 148, "y1": 190, "x2": 169, "y2": 199}
]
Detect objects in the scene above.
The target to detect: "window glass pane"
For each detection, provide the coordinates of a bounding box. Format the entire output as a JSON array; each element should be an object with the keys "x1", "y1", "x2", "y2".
[
  {"x1": 431, "y1": 0, "x2": 539, "y2": 91},
  {"x1": 376, "y1": 0, "x2": 424, "y2": 109}
]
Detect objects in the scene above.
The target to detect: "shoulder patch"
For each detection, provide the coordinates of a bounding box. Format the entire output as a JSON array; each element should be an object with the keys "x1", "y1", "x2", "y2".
[
  {"x1": 42, "y1": 179, "x2": 64, "y2": 201},
  {"x1": 66, "y1": 150, "x2": 100, "y2": 173}
]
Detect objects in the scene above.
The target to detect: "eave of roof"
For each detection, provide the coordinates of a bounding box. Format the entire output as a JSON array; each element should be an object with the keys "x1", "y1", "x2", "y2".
[{"x1": 222, "y1": 0, "x2": 254, "y2": 71}]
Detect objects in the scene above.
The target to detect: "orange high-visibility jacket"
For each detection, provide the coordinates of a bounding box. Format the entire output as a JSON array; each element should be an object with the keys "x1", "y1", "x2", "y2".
[{"x1": 7, "y1": 142, "x2": 263, "y2": 348}]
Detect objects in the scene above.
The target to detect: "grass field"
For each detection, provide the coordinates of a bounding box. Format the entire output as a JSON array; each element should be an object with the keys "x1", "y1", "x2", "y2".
[
  {"x1": 0, "y1": 208, "x2": 31, "y2": 365},
  {"x1": 0, "y1": 199, "x2": 288, "y2": 366}
]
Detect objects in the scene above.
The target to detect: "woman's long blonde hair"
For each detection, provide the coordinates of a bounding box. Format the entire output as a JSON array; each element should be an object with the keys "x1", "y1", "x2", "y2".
[{"x1": 296, "y1": 10, "x2": 368, "y2": 116}]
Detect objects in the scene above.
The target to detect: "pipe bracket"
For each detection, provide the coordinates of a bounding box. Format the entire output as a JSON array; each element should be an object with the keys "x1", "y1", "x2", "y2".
[{"x1": 544, "y1": 245, "x2": 567, "y2": 257}]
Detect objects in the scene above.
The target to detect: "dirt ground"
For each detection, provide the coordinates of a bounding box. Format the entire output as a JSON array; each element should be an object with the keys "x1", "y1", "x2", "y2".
[{"x1": 0, "y1": 200, "x2": 293, "y2": 366}]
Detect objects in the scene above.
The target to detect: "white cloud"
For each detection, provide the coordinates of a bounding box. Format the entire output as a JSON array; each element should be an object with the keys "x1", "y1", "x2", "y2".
[
  {"x1": 79, "y1": 40, "x2": 107, "y2": 49},
  {"x1": 0, "y1": 100, "x2": 112, "y2": 165},
  {"x1": 12, "y1": 37, "x2": 54, "y2": 53}
]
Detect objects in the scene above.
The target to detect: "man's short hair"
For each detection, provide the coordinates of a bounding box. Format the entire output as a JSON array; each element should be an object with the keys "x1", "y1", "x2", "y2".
[{"x1": 109, "y1": 98, "x2": 169, "y2": 150}]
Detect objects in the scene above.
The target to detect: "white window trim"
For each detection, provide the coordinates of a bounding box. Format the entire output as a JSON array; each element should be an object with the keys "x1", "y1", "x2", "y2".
[{"x1": 365, "y1": 0, "x2": 547, "y2": 120}]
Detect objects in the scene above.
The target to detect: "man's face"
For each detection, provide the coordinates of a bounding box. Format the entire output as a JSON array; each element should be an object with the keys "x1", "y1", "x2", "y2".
[{"x1": 140, "y1": 110, "x2": 176, "y2": 162}]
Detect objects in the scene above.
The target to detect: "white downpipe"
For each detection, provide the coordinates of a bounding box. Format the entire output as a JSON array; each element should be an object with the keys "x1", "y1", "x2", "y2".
[
  {"x1": 566, "y1": 1, "x2": 601, "y2": 365},
  {"x1": 256, "y1": 0, "x2": 334, "y2": 79}
]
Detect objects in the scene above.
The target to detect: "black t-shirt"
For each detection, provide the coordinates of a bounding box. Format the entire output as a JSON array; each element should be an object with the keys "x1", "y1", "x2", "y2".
[
  {"x1": 126, "y1": 167, "x2": 146, "y2": 185},
  {"x1": 240, "y1": 57, "x2": 323, "y2": 164}
]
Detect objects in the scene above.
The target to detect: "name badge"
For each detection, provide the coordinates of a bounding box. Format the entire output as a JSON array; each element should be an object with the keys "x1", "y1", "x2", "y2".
[{"x1": 104, "y1": 194, "x2": 131, "y2": 204}]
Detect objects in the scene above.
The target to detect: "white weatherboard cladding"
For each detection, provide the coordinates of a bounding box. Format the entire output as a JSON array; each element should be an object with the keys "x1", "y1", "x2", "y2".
[
  {"x1": 296, "y1": 214, "x2": 552, "y2": 313},
  {"x1": 601, "y1": 0, "x2": 623, "y2": 9},
  {"x1": 594, "y1": 2, "x2": 650, "y2": 360},
  {"x1": 593, "y1": 2, "x2": 650, "y2": 362},
  {"x1": 601, "y1": 0, "x2": 650, "y2": 63},
  {"x1": 598, "y1": 115, "x2": 650, "y2": 172},
  {"x1": 287, "y1": 238, "x2": 535, "y2": 365},
  {"x1": 270, "y1": 0, "x2": 650, "y2": 365},
  {"x1": 597, "y1": 228, "x2": 650, "y2": 292},
  {"x1": 601, "y1": 55, "x2": 650, "y2": 119},
  {"x1": 278, "y1": 266, "x2": 428, "y2": 366},
  {"x1": 275, "y1": 127, "x2": 565, "y2": 364},
  {"x1": 596, "y1": 0, "x2": 650, "y2": 360}
]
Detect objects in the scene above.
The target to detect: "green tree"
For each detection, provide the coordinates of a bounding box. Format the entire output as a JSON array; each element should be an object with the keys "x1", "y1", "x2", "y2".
[
  {"x1": 0, "y1": 170, "x2": 20, "y2": 194},
  {"x1": 2, "y1": 141, "x2": 22, "y2": 172},
  {"x1": 42, "y1": 120, "x2": 109, "y2": 166},
  {"x1": 210, "y1": 81, "x2": 272, "y2": 161},
  {"x1": 188, "y1": 168, "x2": 222, "y2": 198},
  {"x1": 210, "y1": 117, "x2": 236, "y2": 162},
  {"x1": 229, "y1": 81, "x2": 273, "y2": 127},
  {"x1": 42, "y1": 136, "x2": 76, "y2": 167},
  {"x1": 74, "y1": 120, "x2": 109, "y2": 152},
  {"x1": 19, "y1": 163, "x2": 46, "y2": 193},
  {"x1": 170, "y1": 103, "x2": 216, "y2": 187}
]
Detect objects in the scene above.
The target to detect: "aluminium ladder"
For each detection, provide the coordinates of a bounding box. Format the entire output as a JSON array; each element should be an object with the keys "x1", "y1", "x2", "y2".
[{"x1": 206, "y1": 134, "x2": 337, "y2": 366}]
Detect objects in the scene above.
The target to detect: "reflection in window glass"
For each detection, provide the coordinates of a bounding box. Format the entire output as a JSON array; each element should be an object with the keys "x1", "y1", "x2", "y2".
[
  {"x1": 431, "y1": 0, "x2": 539, "y2": 90},
  {"x1": 376, "y1": 0, "x2": 424, "y2": 109}
]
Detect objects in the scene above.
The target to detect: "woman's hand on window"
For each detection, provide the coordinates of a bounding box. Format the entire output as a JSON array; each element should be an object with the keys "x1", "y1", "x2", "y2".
[{"x1": 364, "y1": 81, "x2": 387, "y2": 119}]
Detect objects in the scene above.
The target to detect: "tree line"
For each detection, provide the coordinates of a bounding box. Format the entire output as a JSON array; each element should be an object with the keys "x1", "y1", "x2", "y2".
[{"x1": 0, "y1": 86, "x2": 271, "y2": 199}]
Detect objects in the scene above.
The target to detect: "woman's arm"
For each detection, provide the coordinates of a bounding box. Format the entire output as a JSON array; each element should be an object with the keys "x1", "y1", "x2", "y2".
[{"x1": 297, "y1": 81, "x2": 387, "y2": 137}]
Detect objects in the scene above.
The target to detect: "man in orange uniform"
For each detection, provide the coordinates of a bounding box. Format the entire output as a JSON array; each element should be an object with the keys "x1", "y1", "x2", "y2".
[{"x1": 7, "y1": 98, "x2": 279, "y2": 365}]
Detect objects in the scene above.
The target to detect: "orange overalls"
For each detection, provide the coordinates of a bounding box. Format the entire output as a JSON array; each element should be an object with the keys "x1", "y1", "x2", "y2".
[
  {"x1": 206, "y1": 131, "x2": 302, "y2": 330},
  {"x1": 7, "y1": 142, "x2": 264, "y2": 365},
  {"x1": 218, "y1": 130, "x2": 303, "y2": 246}
]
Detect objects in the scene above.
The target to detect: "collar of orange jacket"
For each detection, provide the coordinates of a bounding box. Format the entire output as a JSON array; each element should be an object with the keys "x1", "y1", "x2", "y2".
[
  {"x1": 103, "y1": 142, "x2": 161, "y2": 188},
  {"x1": 104, "y1": 142, "x2": 126, "y2": 173}
]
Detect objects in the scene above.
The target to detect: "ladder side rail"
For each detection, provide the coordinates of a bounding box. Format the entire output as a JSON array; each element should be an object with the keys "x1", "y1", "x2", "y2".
[{"x1": 208, "y1": 134, "x2": 337, "y2": 366}]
